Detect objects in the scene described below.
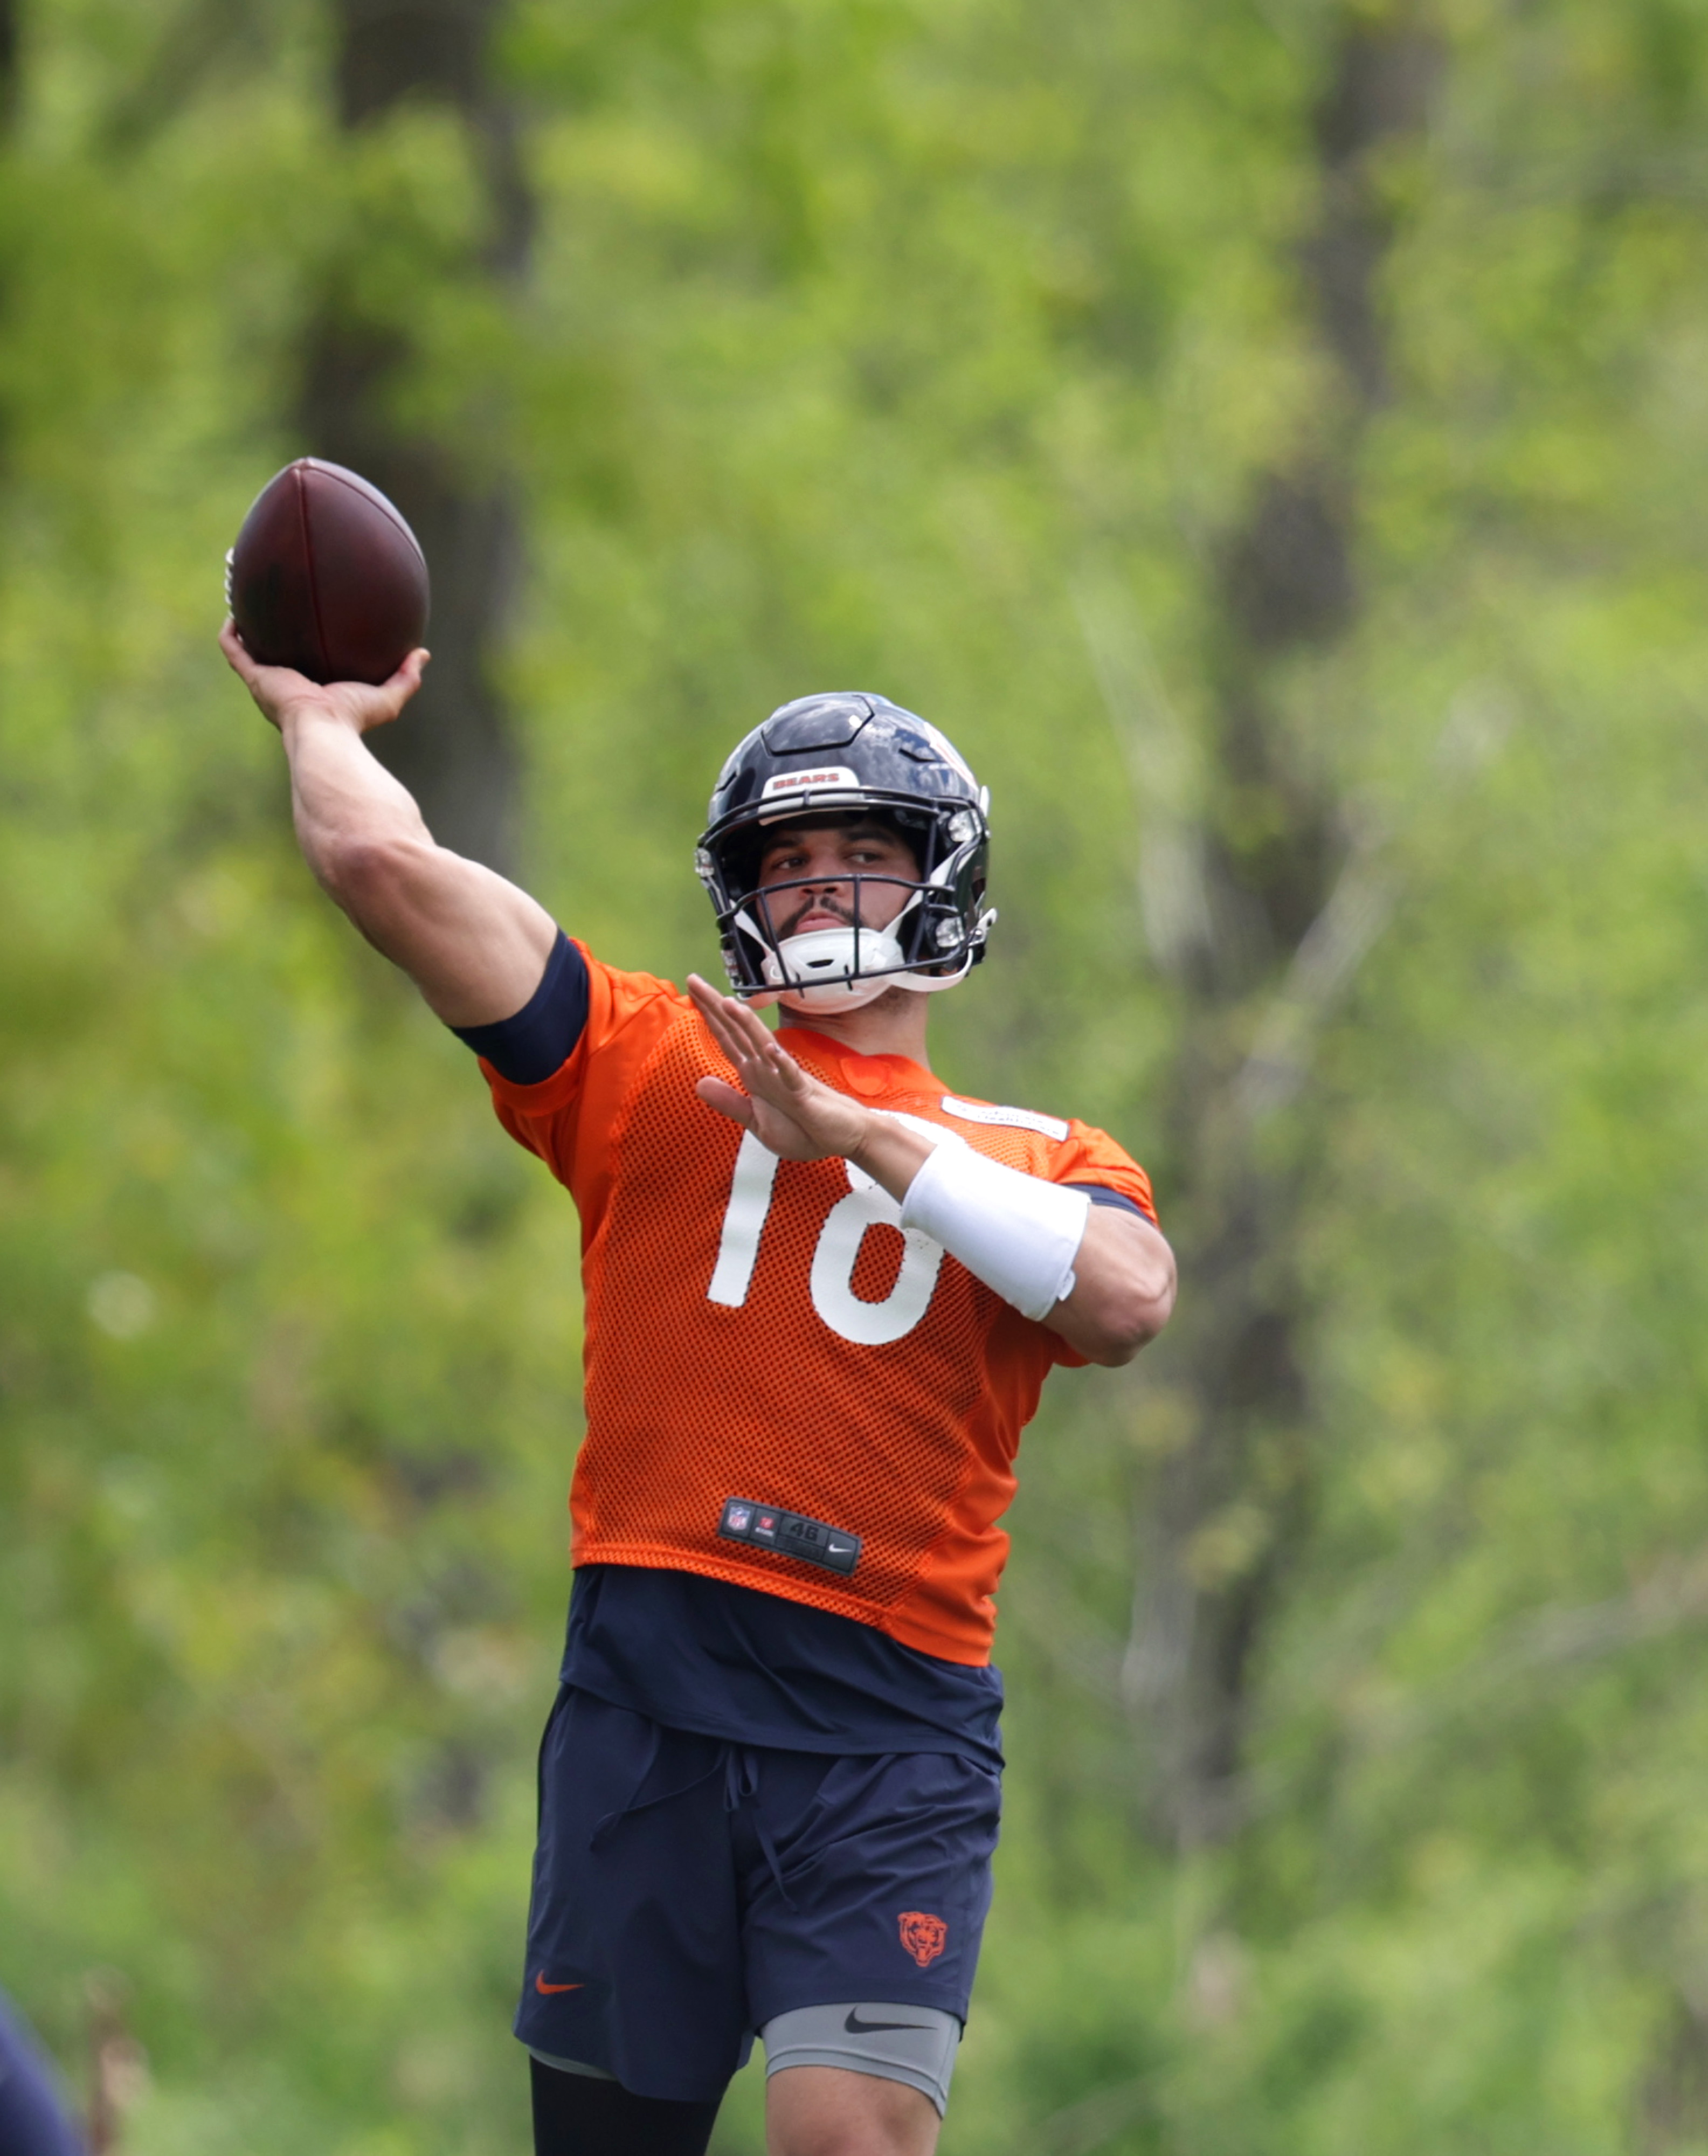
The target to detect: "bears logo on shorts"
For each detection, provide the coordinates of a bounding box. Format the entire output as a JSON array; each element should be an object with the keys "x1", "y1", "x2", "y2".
[{"x1": 898, "y1": 1911, "x2": 948, "y2": 1968}]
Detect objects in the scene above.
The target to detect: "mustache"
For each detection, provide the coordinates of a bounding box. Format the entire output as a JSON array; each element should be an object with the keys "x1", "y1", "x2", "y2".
[
  {"x1": 756, "y1": 875, "x2": 912, "y2": 939},
  {"x1": 776, "y1": 893, "x2": 855, "y2": 936}
]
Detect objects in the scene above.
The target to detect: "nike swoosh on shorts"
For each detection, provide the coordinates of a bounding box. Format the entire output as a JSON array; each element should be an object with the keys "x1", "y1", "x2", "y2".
[{"x1": 843, "y1": 2008, "x2": 930, "y2": 2034}]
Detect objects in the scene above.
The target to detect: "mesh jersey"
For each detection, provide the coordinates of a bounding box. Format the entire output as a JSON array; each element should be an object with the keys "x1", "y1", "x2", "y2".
[{"x1": 480, "y1": 945, "x2": 1158, "y2": 1664}]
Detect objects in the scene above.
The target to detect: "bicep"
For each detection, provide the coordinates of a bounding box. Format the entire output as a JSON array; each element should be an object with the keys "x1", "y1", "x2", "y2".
[{"x1": 329, "y1": 836, "x2": 559, "y2": 1027}]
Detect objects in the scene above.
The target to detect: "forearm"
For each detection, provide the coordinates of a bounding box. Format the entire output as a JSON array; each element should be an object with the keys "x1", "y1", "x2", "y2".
[
  {"x1": 847, "y1": 1114, "x2": 937, "y2": 1197},
  {"x1": 280, "y1": 704, "x2": 431, "y2": 895},
  {"x1": 851, "y1": 1113, "x2": 1175, "y2": 1365},
  {"x1": 272, "y1": 703, "x2": 556, "y2": 1025}
]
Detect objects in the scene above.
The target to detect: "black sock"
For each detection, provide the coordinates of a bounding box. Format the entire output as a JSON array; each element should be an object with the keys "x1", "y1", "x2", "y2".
[{"x1": 529, "y1": 2055, "x2": 723, "y2": 2156}]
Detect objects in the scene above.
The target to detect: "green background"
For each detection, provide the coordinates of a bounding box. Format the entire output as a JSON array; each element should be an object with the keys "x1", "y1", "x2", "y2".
[{"x1": 6, "y1": 1, "x2": 1708, "y2": 2150}]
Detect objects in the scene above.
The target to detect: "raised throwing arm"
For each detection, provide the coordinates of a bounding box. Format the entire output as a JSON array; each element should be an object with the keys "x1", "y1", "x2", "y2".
[{"x1": 221, "y1": 623, "x2": 556, "y2": 1027}]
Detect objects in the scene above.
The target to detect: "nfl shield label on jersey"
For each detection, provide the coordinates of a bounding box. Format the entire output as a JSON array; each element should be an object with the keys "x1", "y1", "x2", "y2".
[
  {"x1": 718, "y1": 1497, "x2": 862, "y2": 1575},
  {"x1": 475, "y1": 945, "x2": 1157, "y2": 1666}
]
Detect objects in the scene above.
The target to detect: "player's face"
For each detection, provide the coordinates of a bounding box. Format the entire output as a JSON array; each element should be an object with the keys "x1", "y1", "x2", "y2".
[{"x1": 755, "y1": 818, "x2": 918, "y2": 941}]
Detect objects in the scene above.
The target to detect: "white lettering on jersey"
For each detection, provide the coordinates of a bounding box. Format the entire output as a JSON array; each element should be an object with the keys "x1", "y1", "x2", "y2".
[
  {"x1": 705, "y1": 1112, "x2": 961, "y2": 1345},
  {"x1": 939, "y1": 1095, "x2": 1068, "y2": 1142},
  {"x1": 707, "y1": 1130, "x2": 782, "y2": 1307},
  {"x1": 811, "y1": 1164, "x2": 945, "y2": 1346}
]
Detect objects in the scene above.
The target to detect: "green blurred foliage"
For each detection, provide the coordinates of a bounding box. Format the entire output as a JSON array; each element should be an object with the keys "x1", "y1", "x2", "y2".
[{"x1": 7, "y1": 0, "x2": 1708, "y2": 2151}]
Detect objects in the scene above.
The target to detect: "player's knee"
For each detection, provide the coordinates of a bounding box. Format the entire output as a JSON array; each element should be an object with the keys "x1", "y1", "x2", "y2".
[
  {"x1": 765, "y1": 2071, "x2": 940, "y2": 2156},
  {"x1": 763, "y1": 2006, "x2": 956, "y2": 2156}
]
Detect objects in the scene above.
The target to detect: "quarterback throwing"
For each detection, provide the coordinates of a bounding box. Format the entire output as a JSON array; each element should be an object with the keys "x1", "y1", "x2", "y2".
[{"x1": 220, "y1": 630, "x2": 1176, "y2": 2156}]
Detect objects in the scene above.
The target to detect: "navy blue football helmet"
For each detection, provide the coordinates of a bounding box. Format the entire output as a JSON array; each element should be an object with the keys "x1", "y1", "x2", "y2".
[{"x1": 696, "y1": 692, "x2": 994, "y2": 1010}]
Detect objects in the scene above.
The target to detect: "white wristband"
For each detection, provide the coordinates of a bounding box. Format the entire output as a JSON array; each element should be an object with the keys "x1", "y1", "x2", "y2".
[{"x1": 898, "y1": 1140, "x2": 1091, "y2": 1322}]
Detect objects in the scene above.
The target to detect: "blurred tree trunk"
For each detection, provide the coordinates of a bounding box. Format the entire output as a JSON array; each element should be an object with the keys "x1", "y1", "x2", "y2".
[
  {"x1": 300, "y1": 0, "x2": 533, "y2": 872},
  {"x1": 1119, "y1": 6, "x2": 1440, "y2": 1848}
]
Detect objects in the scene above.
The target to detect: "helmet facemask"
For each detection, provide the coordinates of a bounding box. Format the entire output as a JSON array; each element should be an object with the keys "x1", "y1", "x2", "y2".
[{"x1": 700, "y1": 804, "x2": 992, "y2": 1011}]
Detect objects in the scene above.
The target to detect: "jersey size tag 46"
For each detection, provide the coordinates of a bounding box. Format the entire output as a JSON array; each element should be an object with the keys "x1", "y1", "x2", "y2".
[{"x1": 718, "y1": 1497, "x2": 862, "y2": 1575}]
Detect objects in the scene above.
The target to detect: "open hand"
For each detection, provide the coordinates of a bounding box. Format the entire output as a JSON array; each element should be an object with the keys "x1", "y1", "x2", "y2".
[
  {"x1": 687, "y1": 975, "x2": 873, "y2": 1163},
  {"x1": 220, "y1": 618, "x2": 429, "y2": 735}
]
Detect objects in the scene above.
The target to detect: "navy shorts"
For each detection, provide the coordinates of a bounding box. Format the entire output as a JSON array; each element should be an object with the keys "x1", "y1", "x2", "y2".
[{"x1": 513, "y1": 1687, "x2": 1002, "y2": 2104}]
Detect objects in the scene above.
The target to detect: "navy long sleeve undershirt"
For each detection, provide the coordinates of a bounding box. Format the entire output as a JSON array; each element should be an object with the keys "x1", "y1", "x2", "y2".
[{"x1": 449, "y1": 929, "x2": 590, "y2": 1085}]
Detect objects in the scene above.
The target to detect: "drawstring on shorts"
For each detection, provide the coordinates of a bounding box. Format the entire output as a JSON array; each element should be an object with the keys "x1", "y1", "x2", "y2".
[
  {"x1": 587, "y1": 1731, "x2": 796, "y2": 1908},
  {"x1": 723, "y1": 1744, "x2": 795, "y2": 1909}
]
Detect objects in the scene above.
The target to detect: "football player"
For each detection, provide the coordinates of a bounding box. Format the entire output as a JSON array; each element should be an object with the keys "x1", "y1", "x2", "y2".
[{"x1": 222, "y1": 628, "x2": 1177, "y2": 2156}]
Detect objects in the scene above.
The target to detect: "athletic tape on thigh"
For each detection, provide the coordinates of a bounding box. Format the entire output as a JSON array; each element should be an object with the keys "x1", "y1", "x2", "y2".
[{"x1": 759, "y1": 2002, "x2": 960, "y2": 2118}]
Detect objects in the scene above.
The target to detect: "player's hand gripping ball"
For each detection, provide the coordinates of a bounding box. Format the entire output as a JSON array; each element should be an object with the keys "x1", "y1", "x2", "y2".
[{"x1": 225, "y1": 458, "x2": 430, "y2": 686}]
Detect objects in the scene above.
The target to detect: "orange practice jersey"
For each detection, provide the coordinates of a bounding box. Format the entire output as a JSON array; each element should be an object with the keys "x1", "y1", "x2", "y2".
[{"x1": 480, "y1": 945, "x2": 1158, "y2": 1664}]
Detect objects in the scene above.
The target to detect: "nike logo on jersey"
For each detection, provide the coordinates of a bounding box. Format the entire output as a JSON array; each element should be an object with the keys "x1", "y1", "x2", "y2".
[
  {"x1": 534, "y1": 1974, "x2": 585, "y2": 1995},
  {"x1": 843, "y1": 2009, "x2": 931, "y2": 2034}
]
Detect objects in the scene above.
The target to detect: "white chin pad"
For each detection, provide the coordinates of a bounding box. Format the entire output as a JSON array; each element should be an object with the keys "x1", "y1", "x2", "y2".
[{"x1": 764, "y1": 927, "x2": 903, "y2": 1010}]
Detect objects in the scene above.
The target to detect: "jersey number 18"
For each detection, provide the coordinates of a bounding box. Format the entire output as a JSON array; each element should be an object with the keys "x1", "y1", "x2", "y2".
[{"x1": 706, "y1": 1129, "x2": 946, "y2": 1346}]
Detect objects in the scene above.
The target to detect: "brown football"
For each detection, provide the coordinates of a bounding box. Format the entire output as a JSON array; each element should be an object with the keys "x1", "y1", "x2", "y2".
[{"x1": 225, "y1": 458, "x2": 430, "y2": 686}]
